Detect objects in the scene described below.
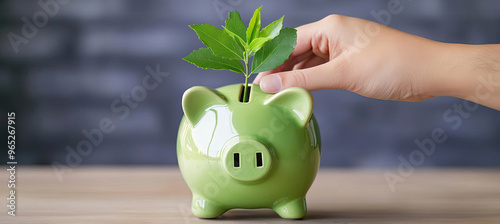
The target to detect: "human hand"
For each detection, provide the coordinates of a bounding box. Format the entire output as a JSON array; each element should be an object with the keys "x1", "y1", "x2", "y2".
[{"x1": 253, "y1": 15, "x2": 500, "y2": 109}]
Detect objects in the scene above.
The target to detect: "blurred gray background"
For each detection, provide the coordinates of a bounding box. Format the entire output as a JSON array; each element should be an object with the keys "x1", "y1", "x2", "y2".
[{"x1": 1, "y1": 0, "x2": 499, "y2": 167}]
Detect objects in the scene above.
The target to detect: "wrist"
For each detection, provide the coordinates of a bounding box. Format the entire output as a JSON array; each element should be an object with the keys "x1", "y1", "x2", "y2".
[
  {"x1": 426, "y1": 43, "x2": 478, "y2": 99},
  {"x1": 430, "y1": 43, "x2": 500, "y2": 110}
]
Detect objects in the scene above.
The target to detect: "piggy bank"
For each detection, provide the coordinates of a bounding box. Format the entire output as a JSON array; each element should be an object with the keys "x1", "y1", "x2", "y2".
[{"x1": 177, "y1": 84, "x2": 320, "y2": 219}]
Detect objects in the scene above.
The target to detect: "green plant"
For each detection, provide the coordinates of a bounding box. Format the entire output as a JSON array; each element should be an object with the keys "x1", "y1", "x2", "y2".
[{"x1": 183, "y1": 6, "x2": 297, "y2": 102}]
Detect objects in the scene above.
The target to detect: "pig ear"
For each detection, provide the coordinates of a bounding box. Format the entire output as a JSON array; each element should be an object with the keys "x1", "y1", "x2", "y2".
[
  {"x1": 263, "y1": 87, "x2": 313, "y2": 127},
  {"x1": 182, "y1": 86, "x2": 227, "y2": 125}
]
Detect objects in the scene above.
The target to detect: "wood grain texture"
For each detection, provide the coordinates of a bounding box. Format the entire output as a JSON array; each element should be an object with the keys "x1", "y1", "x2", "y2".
[{"x1": 1, "y1": 167, "x2": 499, "y2": 223}]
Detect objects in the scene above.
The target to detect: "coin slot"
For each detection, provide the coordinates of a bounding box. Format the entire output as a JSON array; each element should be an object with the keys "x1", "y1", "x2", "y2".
[{"x1": 239, "y1": 85, "x2": 251, "y2": 103}]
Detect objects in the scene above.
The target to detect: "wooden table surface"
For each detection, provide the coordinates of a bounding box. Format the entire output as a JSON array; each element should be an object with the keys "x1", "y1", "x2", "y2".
[{"x1": 1, "y1": 167, "x2": 499, "y2": 224}]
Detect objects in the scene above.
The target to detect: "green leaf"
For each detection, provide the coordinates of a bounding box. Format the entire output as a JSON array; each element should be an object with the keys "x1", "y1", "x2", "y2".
[
  {"x1": 248, "y1": 37, "x2": 271, "y2": 53},
  {"x1": 224, "y1": 11, "x2": 247, "y2": 43},
  {"x1": 246, "y1": 6, "x2": 262, "y2": 44},
  {"x1": 251, "y1": 28, "x2": 297, "y2": 74},
  {"x1": 260, "y1": 15, "x2": 284, "y2": 39},
  {"x1": 223, "y1": 25, "x2": 247, "y2": 48},
  {"x1": 183, "y1": 48, "x2": 244, "y2": 73},
  {"x1": 189, "y1": 24, "x2": 244, "y2": 60}
]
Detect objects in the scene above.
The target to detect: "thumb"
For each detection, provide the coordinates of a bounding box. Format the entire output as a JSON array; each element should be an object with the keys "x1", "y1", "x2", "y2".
[{"x1": 259, "y1": 60, "x2": 349, "y2": 93}]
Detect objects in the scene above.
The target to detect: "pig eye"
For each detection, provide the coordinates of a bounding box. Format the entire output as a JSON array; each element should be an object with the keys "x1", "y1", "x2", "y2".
[
  {"x1": 233, "y1": 153, "x2": 240, "y2": 167},
  {"x1": 256, "y1": 152, "x2": 263, "y2": 167}
]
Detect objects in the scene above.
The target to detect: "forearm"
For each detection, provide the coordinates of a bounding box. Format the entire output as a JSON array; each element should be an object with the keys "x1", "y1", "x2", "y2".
[{"x1": 430, "y1": 43, "x2": 500, "y2": 110}]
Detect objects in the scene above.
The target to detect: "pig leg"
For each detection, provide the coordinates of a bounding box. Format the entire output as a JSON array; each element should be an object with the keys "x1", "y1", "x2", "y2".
[
  {"x1": 272, "y1": 197, "x2": 307, "y2": 219},
  {"x1": 191, "y1": 194, "x2": 227, "y2": 218}
]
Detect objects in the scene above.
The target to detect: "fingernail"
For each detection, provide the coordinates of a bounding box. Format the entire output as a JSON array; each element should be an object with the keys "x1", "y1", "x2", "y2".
[{"x1": 261, "y1": 75, "x2": 282, "y2": 93}]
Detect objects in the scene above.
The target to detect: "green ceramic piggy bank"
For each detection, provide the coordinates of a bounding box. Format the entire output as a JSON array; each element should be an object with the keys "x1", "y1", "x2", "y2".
[{"x1": 177, "y1": 84, "x2": 321, "y2": 219}]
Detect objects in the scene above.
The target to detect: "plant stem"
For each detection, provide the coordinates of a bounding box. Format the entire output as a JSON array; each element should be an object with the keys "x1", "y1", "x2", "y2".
[
  {"x1": 242, "y1": 50, "x2": 250, "y2": 102},
  {"x1": 244, "y1": 73, "x2": 249, "y2": 102}
]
